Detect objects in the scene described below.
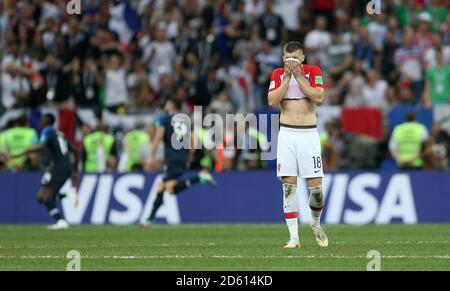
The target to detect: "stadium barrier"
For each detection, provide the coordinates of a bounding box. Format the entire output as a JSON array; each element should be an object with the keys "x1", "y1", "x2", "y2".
[{"x1": 0, "y1": 171, "x2": 448, "y2": 224}]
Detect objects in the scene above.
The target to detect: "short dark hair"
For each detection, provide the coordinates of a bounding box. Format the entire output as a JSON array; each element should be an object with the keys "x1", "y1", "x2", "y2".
[
  {"x1": 43, "y1": 113, "x2": 56, "y2": 126},
  {"x1": 168, "y1": 98, "x2": 182, "y2": 111},
  {"x1": 283, "y1": 41, "x2": 303, "y2": 54},
  {"x1": 405, "y1": 112, "x2": 416, "y2": 122}
]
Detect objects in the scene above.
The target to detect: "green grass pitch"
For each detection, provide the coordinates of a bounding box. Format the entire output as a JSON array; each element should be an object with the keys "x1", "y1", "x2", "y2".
[{"x1": 0, "y1": 224, "x2": 449, "y2": 271}]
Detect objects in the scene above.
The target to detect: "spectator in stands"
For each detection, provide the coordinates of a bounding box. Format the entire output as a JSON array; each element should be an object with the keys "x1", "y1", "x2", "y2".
[
  {"x1": 104, "y1": 53, "x2": 128, "y2": 112},
  {"x1": 381, "y1": 30, "x2": 400, "y2": 83},
  {"x1": 216, "y1": 59, "x2": 252, "y2": 111},
  {"x1": 312, "y1": 0, "x2": 335, "y2": 29},
  {"x1": 143, "y1": 24, "x2": 176, "y2": 87},
  {"x1": 441, "y1": 12, "x2": 450, "y2": 45},
  {"x1": 194, "y1": 66, "x2": 226, "y2": 107},
  {"x1": 353, "y1": 25, "x2": 375, "y2": 70},
  {"x1": 326, "y1": 31, "x2": 353, "y2": 78},
  {"x1": 361, "y1": 69, "x2": 388, "y2": 109},
  {"x1": 1, "y1": 62, "x2": 30, "y2": 110},
  {"x1": 394, "y1": 30, "x2": 424, "y2": 102},
  {"x1": 82, "y1": 123, "x2": 118, "y2": 173},
  {"x1": 367, "y1": 14, "x2": 387, "y2": 53},
  {"x1": 343, "y1": 59, "x2": 365, "y2": 107},
  {"x1": 1, "y1": 115, "x2": 37, "y2": 172},
  {"x1": 394, "y1": 0, "x2": 422, "y2": 27},
  {"x1": 150, "y1": 0, "x2": 183, "y2": 41},
  {"x1": 304, "y1": 15, "x2": 332, "y2": 69},
  {"x1": 386, "y1": 15, "x2": 403, "y2": 45},
  {"x1": 323, "y1": 75, "x2": 344, "y2": 105},
  {"x1": 274, "y1": 0, "x2": 303, "y2": 41},
  {"x1": 389, "y1": 112, "x2": 432, "y2": 169},
  {"x1": 386, "y1": 85, "x2": 401, "y2": 106},
  {"x1": 178, "y1": 49, "x2": 201, "y2": 84},
  {"x1": 128, "y1": 58, "x2": 155, "y2": 110},
  {"x1": 119, "y1": 122, "x2": 151, "y2": 173},
  {"x1": 39, "y1": 53, "x2": 66, "y2": 104},
  {"x1": 77, "y1": 56, "x2": 101, "y2": 109},
  {"x1": 156, "y1": 73, "x2": 176, "y2": 107},
  {"x1": 254, "y1": 41, "x2": 279, "y2": 108},
  {"x1": 257, "y1": 0, "x2": 286, "y2": 51},
  {"x1": 423, "y1": 33, "x2": 450, "y2": 69},
  {"x1": 413, "y1": 12, "x2": 435, "y2": 52},
  {"x1": 426, "y1": 0, "x2": 448, "y2": 32},
  {"x1": 423, "y1": 47, "x2": 450, "y2": 107},
  {"x1": 244, "y1": 0, "x2": 264, "y2": 21}
]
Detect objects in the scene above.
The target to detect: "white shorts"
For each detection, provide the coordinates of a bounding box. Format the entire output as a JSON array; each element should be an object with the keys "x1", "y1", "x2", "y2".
[{"x1": 276, "y1": 124, "x2": 324, "y2": 179}]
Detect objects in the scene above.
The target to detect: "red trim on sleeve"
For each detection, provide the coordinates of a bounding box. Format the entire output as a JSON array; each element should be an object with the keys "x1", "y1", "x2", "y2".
[{"x1": 268, "y1": 68, "x2": 284, "y2": 93}]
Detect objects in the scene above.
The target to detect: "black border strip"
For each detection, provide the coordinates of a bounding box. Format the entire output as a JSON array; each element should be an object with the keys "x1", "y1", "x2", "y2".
[{"x1": 280, "y1": 123, "x2": 317, "y2": 129}]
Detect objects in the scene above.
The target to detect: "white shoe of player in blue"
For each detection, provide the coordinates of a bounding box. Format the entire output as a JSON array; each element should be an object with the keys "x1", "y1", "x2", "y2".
[
  {"x1": 310, "y1": 224, "x2": 328, "y2": 247},
  {"x1": 47, "y1": 219, "x2": 69, "y2": 230},
  {"x1": 283, "y1": 239, "x2": 300, "y2": 249}
]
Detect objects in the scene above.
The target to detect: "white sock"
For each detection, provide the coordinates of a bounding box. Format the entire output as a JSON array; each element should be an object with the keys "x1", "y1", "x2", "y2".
[
  {"x1": 309, "y1": 186, "x2": 324, "y2": 227},
  {"x1": 283, "y1": 183, "x2": 299, "y2": 241}
]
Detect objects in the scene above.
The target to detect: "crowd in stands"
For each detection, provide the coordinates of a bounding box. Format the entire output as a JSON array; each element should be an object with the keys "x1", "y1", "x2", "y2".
[{"x1": 0, "y1": 0, "x2": 450, "y2": 173}]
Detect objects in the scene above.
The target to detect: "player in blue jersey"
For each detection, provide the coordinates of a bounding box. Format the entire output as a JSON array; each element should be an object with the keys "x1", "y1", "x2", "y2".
[
  {"x1": 5, "y1": 114, "x2": 80, "y2": 229},
  {"x1": 141, "y1": 99, "x2": 217, "y2": 227}
]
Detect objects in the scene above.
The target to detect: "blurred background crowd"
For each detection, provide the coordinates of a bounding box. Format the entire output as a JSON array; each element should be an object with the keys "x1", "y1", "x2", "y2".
[{"x1": 0, "y1": 0, "x2": 449, "y2": 174}]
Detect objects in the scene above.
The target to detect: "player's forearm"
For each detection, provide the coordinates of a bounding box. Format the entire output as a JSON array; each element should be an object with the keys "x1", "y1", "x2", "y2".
[
  {"x1": 295, "y1": 77, "x2": 324, "y2": 105},
  {"x1": 268, "y1": 78, "x2": 290, "y2": 107},
  {"x1": 11, "y1": 145, "x2": 44, "y2": 159},
  {"x1": 150, "y1": 139, "x2": 161, "y2": 161}
]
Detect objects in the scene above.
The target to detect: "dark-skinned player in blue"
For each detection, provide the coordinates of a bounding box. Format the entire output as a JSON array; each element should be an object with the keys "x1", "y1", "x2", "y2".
[{"x1": 4, "y1": 114, "x2": 80, "y2": 229}]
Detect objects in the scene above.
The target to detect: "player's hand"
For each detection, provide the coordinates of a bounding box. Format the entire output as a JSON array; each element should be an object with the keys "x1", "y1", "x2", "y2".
[
  {"x1": 283, "y1": 63, "x2": 293, "y2": 80},
  {"x1": 71, "y1": 172, "x2": 81, "y2": 188},
  {"x1": 290, "y1": 61, "x2": 303, "y2": 80}
]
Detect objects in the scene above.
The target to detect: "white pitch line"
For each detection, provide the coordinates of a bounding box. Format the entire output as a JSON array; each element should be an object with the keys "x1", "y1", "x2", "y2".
[
  {"x1": 2, "y1": 241, "x2": 448, "y2": 250},
  {"x1": 332, "y1": 241, "x2": 450, "y2": 245},
  {"x1": 0, "y1": 255, "x2": 449, "y2": 260},
  {"x1": 5, "y1": 243, "x2": 219, "y2": 249}
]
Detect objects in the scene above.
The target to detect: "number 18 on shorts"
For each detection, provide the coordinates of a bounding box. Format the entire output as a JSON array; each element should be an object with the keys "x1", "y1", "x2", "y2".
[{"x1": 276, "y1": 126, "x2": 324, "y2": 179}]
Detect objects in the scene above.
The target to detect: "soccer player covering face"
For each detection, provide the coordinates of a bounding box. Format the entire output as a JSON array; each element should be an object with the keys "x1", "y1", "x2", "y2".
[
  {"x1": 1, "y1": 114, "x2": 80, "y2": 230},
  {"x1": 268, "y1": 41, "x2": 328, "y2": 248},
  {"x1": 141, "y1": 98, "x2": 217, "y2": 227}
]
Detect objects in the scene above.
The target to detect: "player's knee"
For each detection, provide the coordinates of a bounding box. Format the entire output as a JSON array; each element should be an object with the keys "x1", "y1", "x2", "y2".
[
  {"x1": 36, "y1": 192, "x2": 49, "y2": 204},
  {"x1": 282, "y1": 176, "x2": 297, "y2": 185}
]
